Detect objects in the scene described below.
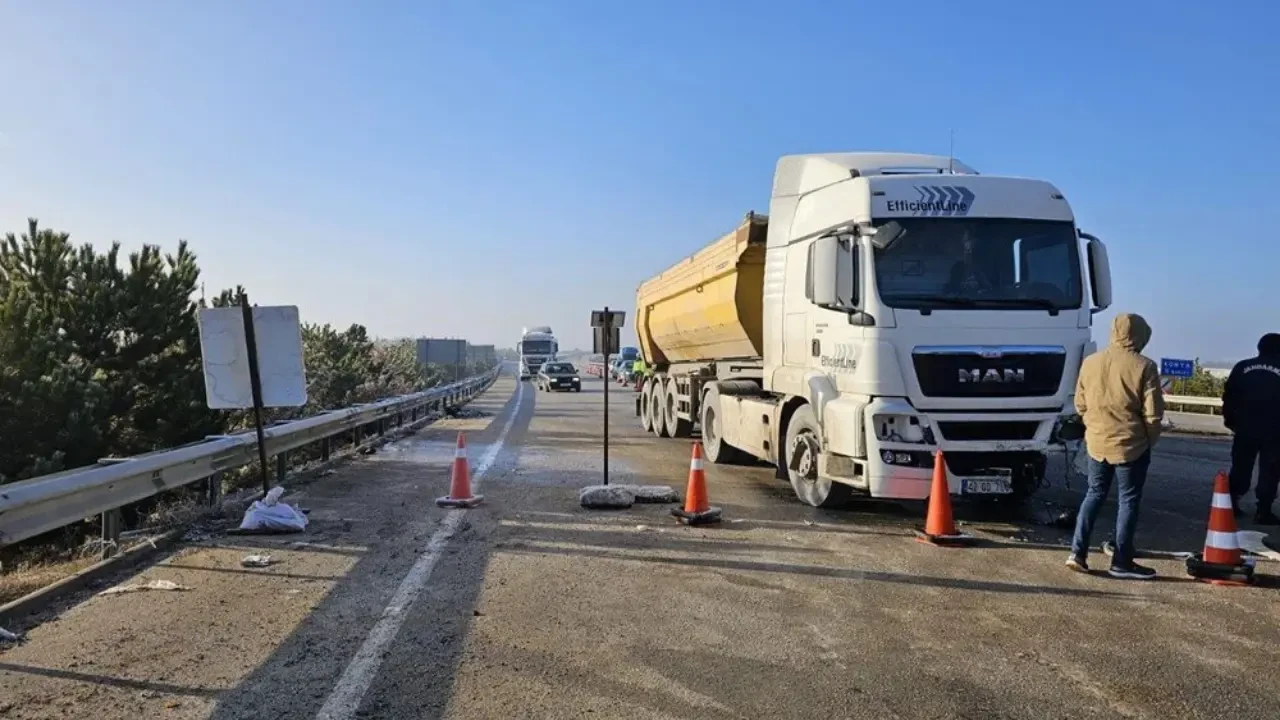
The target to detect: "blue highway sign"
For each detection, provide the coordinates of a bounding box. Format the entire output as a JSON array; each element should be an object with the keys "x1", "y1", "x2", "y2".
[{"x1": 1160, "y1": 358, "x2": 1195, "y2": 378}]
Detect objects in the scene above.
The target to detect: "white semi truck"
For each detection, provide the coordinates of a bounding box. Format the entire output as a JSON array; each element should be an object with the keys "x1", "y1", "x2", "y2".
[
  {"x1": 518, "y1": 326, "x2": 558, "y2": 380},
  {"x1": 635, "y1": 152, "x2": 1111, "y2": 507}
]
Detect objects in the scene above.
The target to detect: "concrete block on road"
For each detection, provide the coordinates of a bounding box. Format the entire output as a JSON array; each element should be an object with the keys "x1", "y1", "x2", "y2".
[
  {"x1": 579, "y1": 485, "x2": 635, "y2": 509},
  {"x1": 617, "y1": 484, "x2": 679, "y2": 504}
]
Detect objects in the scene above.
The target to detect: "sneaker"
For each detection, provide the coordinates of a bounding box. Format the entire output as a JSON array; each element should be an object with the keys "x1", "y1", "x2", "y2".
[
  {"x1": 1101, "y1": 540, "x2": 1116, "y2": 557},
  {"x1": 1108, "y1": 563, "x2": 1156, "y2": 580},
  {"x1": 1065, "y1": 554, "x2": 1089, "y2": 573}
]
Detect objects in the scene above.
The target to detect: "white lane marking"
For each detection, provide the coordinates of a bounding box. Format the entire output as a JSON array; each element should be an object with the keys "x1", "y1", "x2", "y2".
[{"x1": 316, "y1": 378, "x2": 524, "y2": 720}]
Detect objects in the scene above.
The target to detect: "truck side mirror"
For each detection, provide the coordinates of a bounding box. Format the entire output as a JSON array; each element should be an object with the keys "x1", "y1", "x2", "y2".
[
  {"x1": 1080, "y1": 232, "x2": 1112, "y2": 312},
  {"x1": 870, "y1": 221, "x2": 905, "y2": 250},
  {"x1": 806, "y1": 235, "x2": 857, "y2": 311}
]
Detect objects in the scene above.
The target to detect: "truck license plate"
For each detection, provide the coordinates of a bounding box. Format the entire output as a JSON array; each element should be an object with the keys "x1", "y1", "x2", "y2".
[{"x1": 961, "y1": 478, "x2": 1013, "y2": 495}]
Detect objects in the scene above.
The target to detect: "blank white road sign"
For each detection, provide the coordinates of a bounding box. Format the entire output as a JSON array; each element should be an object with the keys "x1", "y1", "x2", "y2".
[{"x1": 197, "y1": 305, "x2": 308, "y2": 409}]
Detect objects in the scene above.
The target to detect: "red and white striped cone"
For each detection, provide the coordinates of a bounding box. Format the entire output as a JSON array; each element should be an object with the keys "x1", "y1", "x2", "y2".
[
  {"x1": 436, "y1": 432, "x2": 483, "y2": 509},
  {"x1": 1186, "y1": 471, "x2": 1254, "y2": 586}
]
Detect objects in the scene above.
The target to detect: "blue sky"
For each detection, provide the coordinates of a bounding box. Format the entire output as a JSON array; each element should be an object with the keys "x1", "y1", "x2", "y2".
[{"x1": 1, "y1": 1, "x2": 1276, "y2": 362}]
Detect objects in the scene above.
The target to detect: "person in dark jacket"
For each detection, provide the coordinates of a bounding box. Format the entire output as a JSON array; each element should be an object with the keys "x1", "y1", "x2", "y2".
[{"x1": 1223, "y1": 333, "x2": 1280, "y2": 524}]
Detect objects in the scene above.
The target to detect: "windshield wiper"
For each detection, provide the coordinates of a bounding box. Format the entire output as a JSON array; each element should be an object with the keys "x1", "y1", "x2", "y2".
[
  {"x1": 967, "y1": 298, "x2": 1062, "y2": 313},
  {"x1": 891, "y1": 294, "x2": 979, "y2": 307},
  {"x1": 890, "y1": 294, "x2": 1064, "y2": 315}
]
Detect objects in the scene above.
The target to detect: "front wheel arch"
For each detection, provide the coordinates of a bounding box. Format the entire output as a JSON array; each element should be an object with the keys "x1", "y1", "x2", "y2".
[{"x1": 783, "y1": 403, "x2": 851, "y2": 508}]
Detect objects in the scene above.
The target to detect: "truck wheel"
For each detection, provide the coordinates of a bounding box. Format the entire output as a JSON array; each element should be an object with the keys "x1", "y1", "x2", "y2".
[
  {"x1": 785, "y1": 405, "x2": 851, "y2": 508},
  {"x1": 650, "y1": 382, "x2": 670, "y2": 438},
  {"x1": 663, "y1": 381, "x2": 693, "y2": 438},
  {"x1": 700, "y1": 385, "x2": 742, "y2": 464},
  {"x1": 639, "y1": 381, "x2": 655, "y2": 432}
]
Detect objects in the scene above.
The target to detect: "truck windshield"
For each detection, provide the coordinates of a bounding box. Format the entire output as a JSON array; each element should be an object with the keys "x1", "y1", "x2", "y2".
[
  {"x1": 521, "y1": 340, "x2": 554, "y2": 354},
  {"x1": 872, "y1": 218, "x2": 1082, "y2": 310}
]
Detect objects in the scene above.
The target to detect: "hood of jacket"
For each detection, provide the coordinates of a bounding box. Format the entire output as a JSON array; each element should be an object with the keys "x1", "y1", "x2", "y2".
[{"x1": 1110, "y1": 313, "x2": 1152, "y2": 353}]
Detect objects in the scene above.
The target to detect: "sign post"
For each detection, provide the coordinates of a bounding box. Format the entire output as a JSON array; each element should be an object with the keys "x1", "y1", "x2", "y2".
[
  {"x1": 591, "y1": 308, "x2": 625, "y2": 486},
  {"x1": 238, "y1": 292, "x2": 273, "y2": 495}
]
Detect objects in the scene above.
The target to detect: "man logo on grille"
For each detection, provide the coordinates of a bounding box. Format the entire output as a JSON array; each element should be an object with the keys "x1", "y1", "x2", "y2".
[{"x1": 959, "y1": 368, "x2": 1025, "y2": 383}]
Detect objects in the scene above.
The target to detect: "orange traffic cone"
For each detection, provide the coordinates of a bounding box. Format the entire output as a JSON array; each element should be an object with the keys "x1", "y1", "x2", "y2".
[
  {"x1": 915, "y1": 451, "x2": 975, "y2": 546},
  {"x1": 436, "y1": 432, "x2": 484, "y2": 508},
  {"x1": 1185, "y1": 471, "x2": 1254, "y2": 585},
  {"x1": 671, "y1": 441, "x2": 721, "y2": 525}
]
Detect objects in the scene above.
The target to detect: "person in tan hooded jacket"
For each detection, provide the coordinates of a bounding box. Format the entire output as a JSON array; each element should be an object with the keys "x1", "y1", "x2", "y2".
[{"x1": 1067, "y1": 313, "x2": 1165, "y2": 579}]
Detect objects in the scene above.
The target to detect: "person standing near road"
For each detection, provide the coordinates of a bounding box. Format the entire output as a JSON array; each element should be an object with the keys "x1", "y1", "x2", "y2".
[
  {"x1": 1068, "y1": 313, "x2": 1165, "y2": 579},
  {"x1": 1223, "y1": 333, "x2": 1280, "y2": 525}
]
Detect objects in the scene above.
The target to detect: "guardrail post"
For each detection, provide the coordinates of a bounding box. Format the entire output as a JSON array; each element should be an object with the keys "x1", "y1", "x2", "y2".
[
  {"x1": 321, "y1": 437, "x2": 331, "y2": 462},
  {"x1": 276, "y1": 452, "x2": 287, "y2": 483},
  {"x1": 101, "y1": 509, "x2": 122, "y2": 560},
  {"x1": 354, "y1": 425, "x2": 362, "y2": 447},
  {"x1": 206, "y1": 472, "x2": 224, "y2": 508}
]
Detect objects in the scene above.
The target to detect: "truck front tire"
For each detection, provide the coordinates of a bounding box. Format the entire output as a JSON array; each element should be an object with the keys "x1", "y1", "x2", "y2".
[
  {"x1": 785, "y1": 405, "x2": 852, "y2": 508},
  {"x1": 700, "y1": 384, "x2": 743, "y2": 464}
]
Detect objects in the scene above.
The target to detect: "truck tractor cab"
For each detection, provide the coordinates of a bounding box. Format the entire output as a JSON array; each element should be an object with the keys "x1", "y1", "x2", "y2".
[{"x1": 633, "y1": 152, "x2": 1114, "y2": 510}]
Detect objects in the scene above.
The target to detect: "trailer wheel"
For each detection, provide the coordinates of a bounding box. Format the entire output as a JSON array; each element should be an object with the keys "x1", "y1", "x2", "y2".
[
  {"x1": 700, "y1": 385, "x2": 743, "y2": 464},
  {"x1": 784, "y1": 405, "x2": 851, "y2": 508},
  {"x1": 650, "y1": 381, "x2": 670, "y2": 438},
  {"x1": 639, "y1": 380, "x2": 655, "y2": 432},
  {"x1": 663, "y1": 380, "x2": 693, "y2": 438}
]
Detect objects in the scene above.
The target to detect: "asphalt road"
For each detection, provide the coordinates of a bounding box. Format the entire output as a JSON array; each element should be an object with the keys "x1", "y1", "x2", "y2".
[{"x1": 1, "y1": 372, "x2": 1278, "y2": 719}]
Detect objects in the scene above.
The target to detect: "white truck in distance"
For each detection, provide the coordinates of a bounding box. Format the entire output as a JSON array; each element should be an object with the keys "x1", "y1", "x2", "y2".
[
  {"x1": 635, "y1": 152, "x2": 1112, "y2": 508},
  {"x1": 518, "y1": 326, "x2": 558, "y2": 380}
]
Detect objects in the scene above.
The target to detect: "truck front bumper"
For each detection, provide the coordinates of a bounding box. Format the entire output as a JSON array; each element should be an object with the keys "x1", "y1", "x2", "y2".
[{"x1": 861, "y1": 398, "x2": 1071, "y2": 500}]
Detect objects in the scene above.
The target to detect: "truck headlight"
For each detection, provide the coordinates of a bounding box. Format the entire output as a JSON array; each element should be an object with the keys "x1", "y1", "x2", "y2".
[{"x1": 872, "y1": 413, "x2": 934, "y2": 444}]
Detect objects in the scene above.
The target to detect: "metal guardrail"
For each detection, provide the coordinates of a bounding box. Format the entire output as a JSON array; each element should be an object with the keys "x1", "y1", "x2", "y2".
[
  {"x1": 0, "y1": 367, "x2": 502, "y2": 550},
  {"x1": 1164, "y1": 394, "x2": 1223, "y2": 410}
]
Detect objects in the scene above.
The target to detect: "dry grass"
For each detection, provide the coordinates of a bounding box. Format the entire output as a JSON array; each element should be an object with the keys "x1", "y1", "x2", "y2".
[{"x1": 0, "y1": 554, "x2": 100, "y2": 606}]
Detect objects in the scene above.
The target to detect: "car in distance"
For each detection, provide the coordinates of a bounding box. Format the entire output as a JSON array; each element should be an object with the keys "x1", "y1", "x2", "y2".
[{"x1": 536, "y1": 361, "x2": 582, "y2": 392}]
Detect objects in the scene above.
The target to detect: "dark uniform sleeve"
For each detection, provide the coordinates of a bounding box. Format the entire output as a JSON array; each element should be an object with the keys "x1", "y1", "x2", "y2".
[{"x1": 1222, "y1": 362, "x2": 1243, "y2": 431}]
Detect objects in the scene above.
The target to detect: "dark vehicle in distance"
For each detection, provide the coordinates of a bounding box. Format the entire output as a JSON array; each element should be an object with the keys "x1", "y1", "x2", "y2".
[{"x1": 536, "y1": 362, "x2": 582, "y2": 392}]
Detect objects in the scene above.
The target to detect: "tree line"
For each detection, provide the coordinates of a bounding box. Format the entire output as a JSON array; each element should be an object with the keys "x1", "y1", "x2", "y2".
[{"x1": 0, "y1": 219, "x2": 485, "y2": 485}]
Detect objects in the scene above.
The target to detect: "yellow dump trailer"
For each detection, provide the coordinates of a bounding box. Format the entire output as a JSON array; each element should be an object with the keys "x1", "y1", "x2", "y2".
[{"x1": 635, "y1": 213, "x2": 768, "y2": 367}]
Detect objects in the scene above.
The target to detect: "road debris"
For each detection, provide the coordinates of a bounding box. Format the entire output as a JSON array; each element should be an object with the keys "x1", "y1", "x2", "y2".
[
  {"x1": 241, "y1": 554, "x2": 275, "y2": 568},
  {"x1": 236, "y1": 486, "x2": 308, "y2": 534},
  {"x1": 579, "y1": 485, "x2": 634, "y2": 509},
  {"x1": 100, "y1": 579, "x2": 191, "y2": 596},
  {"x1": 0, "y1": 627, "x2": 21, "y2": 644}
]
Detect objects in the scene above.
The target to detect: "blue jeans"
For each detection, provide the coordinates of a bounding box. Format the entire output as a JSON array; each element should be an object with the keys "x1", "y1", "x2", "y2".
[{"x1": 1071, "y1": 451, "x2": 1151, "y2": 568}]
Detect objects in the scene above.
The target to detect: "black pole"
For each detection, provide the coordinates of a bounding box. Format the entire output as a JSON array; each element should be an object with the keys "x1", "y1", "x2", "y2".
[
  {"x1": 603, "y1": 306, "x2": 610, "y2": 486},
  {"x1": 239, "y1": 291, "x2": 272, "y2": 496}
]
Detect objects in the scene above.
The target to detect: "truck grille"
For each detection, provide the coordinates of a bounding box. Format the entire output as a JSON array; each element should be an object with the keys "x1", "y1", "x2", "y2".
[
  {"x1": 937, "y1": 421, "x2": 1040, "y2": 442},
  {"x1": 913, "y1": 346, "x2": 1066, "y2": 398}
]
